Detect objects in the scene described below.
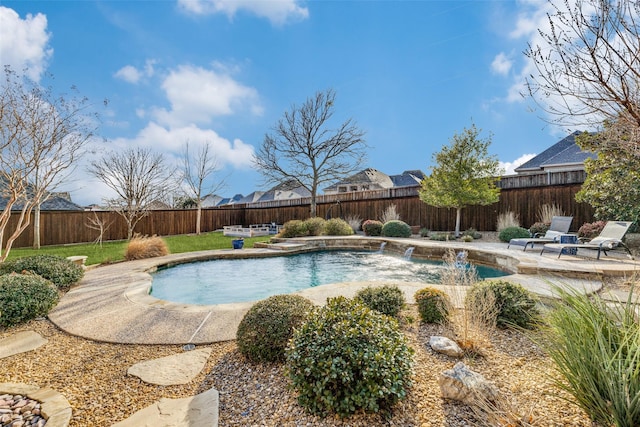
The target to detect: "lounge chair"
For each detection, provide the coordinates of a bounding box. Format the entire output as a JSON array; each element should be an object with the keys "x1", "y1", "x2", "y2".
[
  {"x1": 541, "y1": 221, "x2": 635, "y2": 259},
  {"x1": 507, "y1": 216, "x2": 574, "y2": 251}
]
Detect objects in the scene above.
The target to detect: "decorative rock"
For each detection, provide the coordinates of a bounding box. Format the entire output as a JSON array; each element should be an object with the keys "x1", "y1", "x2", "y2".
[
  {"x1": 0, "y1": 332, "x2": 48, "y2": 359},
  {"x1": 112, "y1": 387, "x2": 219, "y2": 427},
  {"x1": 0, "y1": 383, "x2": 72, "y2": 427},
  {"x1": 429, "y1": 336, "x2": 463, "y2": 358},
  {"x1": 438, "y1": 362, "x2": 499, "y2": 404},
  {"x1": 127, "y1": 347, "x2": 212, "y2": 386}
]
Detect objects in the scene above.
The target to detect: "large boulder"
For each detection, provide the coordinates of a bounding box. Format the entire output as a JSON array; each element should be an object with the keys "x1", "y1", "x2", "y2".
[
  {"x1": 438, "y1": 362, "x2": 498, "y2": 404},
  {"x1": 429, "y1": 336, "x2": 463, "y2": 358}
]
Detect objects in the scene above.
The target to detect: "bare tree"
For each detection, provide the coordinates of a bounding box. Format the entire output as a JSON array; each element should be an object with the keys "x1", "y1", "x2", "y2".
[
  {"x1": 253, "y1": 89, "x2": 367, "y2": 217},
  {"x1": 0, "y1": 66, "x2": 96, "y2": 260},
  {"x1": 181, "y1": 140, "x2": 225, "y2": 234},
  {"x1": 85, "y1": 211, "x2": 113, "y2": 247},
  {"x1": 88, "y1": 147, "x2": 175, "y2": 240},
  {"x1": 524, "y1": 0, "x2": 640, "y2": 155}
]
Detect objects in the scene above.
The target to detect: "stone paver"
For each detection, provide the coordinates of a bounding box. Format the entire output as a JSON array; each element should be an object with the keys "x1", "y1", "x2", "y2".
[
  {"x1": 0, "y1": 331, "x2": 48, "y2": 359},
  {"x1": 112, "y1": 387, "x2": 219, "y2": 427},
  {"x1": 127, "y1": 347, "x2": 212, "y2": 386}
]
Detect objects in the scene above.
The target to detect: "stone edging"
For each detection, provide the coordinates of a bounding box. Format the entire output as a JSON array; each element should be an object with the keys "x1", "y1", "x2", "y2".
[{"x1": 0, "y1": 383, "x2": 72, "y2": 427}]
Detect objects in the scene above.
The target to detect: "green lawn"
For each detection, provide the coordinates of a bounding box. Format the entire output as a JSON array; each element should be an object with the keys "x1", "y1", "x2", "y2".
[{"x1": 4, "y1": 232, "x2": 272, "y2": 265}]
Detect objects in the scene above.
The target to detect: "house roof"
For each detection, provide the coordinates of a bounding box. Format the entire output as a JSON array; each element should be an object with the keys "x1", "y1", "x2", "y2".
[
  {"x1": 257, "y1": 180, "x2": 310, "y2": 202},
  {"x1": 390, "y1": 170, "x2": 425, "y2": 187},
  {"x1": 237, "y1": 191, "x2": 265, "y2": 204},
  {"x1": 0, "y1": 194, "x2": 83, "y2": 211},
  {"x1": 515, "y1": 131, "x2": 596, "y2": 172},
  {"x1": 324, "y1": 168, "x2": 394, "y2": 192}
]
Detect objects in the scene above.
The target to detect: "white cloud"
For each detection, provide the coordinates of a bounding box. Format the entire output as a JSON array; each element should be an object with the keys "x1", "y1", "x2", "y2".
[
  {"x1": 0, "y1": 6, "x2": 52, "y2": 82},
  {"x1": 177, "y1": 0, "x2": 308, "y2": 25},
  {"x1": 112, "y1": 121, "x2": 255, "y2": 168},
  {"x1": 491, "y1": 52, "x2": 512, "y2": 76},
  {"x1": 114, "y1": 59, "x2": 157, "y2": 84},
  {"x1": 152, "y1": 64, "x2": 262, "y2": 127},
  {"x1": 114, "y1": 65, "x2": 142, "y2": 83},
  {"x1": 500, "y1": 153, "x2": 536, "y2": 175}
]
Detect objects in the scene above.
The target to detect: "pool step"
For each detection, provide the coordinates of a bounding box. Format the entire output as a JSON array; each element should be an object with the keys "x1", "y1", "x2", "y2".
[{"x1": 254, "y1": 241, "x2": 309, "y2": 251}]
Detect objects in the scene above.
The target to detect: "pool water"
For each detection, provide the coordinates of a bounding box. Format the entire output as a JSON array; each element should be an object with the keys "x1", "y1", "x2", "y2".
[{"x1": 150, "y1": 251, "x2": 508, "y2": 305}]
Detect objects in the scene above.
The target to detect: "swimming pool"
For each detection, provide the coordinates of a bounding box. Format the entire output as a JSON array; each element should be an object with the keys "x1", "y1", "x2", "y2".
[{"x1": 150, "y1": 250, "x2": 508, "y2": 305}]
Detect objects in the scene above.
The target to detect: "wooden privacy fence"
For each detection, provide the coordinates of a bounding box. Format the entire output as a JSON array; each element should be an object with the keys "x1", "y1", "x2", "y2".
[{"x1": 4, "y1": 183, "x2": 593, "y2": 248}]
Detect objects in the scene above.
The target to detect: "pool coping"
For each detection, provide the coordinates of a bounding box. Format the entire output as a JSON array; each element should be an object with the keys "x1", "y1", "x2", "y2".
[{"x1": 47, "y1": 237, "x2": 640, "y2": 345}]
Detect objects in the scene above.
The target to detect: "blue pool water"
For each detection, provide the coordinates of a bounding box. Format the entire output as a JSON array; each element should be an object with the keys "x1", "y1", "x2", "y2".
[{"x1": 150, "y1": 251, "x2": 508, "y2": 305}]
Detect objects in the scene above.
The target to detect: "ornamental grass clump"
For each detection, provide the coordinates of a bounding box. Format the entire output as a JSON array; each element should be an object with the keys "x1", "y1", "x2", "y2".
[
  {"x1": 355, "y1": 284, "x2": 405, "y2": 317},
  {"x1": 539, "y1": 285, "x2": 639, "y2": 427},
  {"x1": 381, "y1": 220, "x2": 412, "y2": 238},
  {"x1": 414, "y1": 287, "x2": 450, "y2": 323},
  {"x1": 0, "y1": 254, "x2": 83, "y2": 288},
  {"x1": 125, "y1": 234, "x2": 169, "y2": 260},
  {"x1": 324, "y1": 218, "x2": 354, "y2": 236},
  {"x1": 466, "y1": 280, "x2": 539, "y2": 329},
  {"x1": 0, "y1": 273, "x2": 59, "y2": 327},
  {"x1": 236, "y1": 294, "x2": 314, "y2": 363},
  {"x1": 286, "y1": 297, "x2": 413, "y2": 418}
]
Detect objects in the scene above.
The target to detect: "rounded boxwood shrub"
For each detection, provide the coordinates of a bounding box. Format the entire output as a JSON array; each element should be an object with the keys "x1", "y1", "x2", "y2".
[
  {"x1": 236, "y1": 294, "x2": 314, "y2": 363},
  {"x1": 362, "y1": 219, "x2": 383, "y2": 236},
  {"x1": 280, "y1": 220, "x2": 309, "y2": 238},
  {"x1": 0, "y1": 273, "x2": 59, "y2": 327},
  {"x1": 414, "y1": 287, "x2": 450, "y2": 323},
  {"x1": 324, "y1": 218, "x2": 354, "y2": 236},
  {"x1": 381, "y1": 220, "x2": 412, "y2": 238},
  {"x1": 0, "y1": 254, "x2": 83, "y2": 288},
  {"x1": 498, "y1": 226, "x2": 530, "y2": 242},
  {"x1": 286, "y1": 297, "x2": 413, "y2": 417},
  {"x1": 303, "y1": 217, "x2": 326, "y2": 236},
  {"x1": 355, "y1": 284, "x2": 405, "y2": 317},
  {"x1": 466, "y1": 280, "x2": 540, "y2": 329}
]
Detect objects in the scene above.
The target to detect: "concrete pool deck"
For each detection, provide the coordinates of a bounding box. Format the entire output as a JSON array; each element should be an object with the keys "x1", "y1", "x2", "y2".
[{"x1": 47, "y1": 237, "x2": 640, "y2": 345}]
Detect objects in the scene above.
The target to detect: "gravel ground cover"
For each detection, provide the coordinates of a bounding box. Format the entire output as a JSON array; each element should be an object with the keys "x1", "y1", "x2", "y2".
[{"x1": 1, "y1": 305, "x2": 590, "y2": 427}]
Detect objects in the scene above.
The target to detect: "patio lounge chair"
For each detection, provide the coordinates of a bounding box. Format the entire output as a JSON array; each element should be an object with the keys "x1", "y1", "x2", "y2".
[
  {"x1": 507, "y1": 216, "x2": 574, "y2": 251},
  {"x1": 541, "y1": 221, "x2": 635, "y2": 260}
]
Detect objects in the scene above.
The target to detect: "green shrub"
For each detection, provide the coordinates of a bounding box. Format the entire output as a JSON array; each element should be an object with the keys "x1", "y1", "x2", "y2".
[
  {"x1": 529, "y1": 221, "x2": 550, "y2": 237},
  {"x1": 0, "y1": 254, "x2": 83, "y2": 288},
  {"x1": 414, "y1": 287, "x2": 450, "y2": 323},
  {"x1": 381, "y1": 220, "x2": 411, "y2": 238},
  {"x1": 466, "y1": 280, "x2": 539, "y2": 329},
  {"x1": 429, "y1": 232, "x2": 452, "y2": 241},
  {"x1": 236, "y1": 294, "x2": 314, "y2": 363},
  {"x1": 462, "y1": 228, "x2": 482, "y2": 239},
  {"x1": 324, "y1": 218, "x2": 354, "y2": 236},
  {"x1": 303, "y1": 217, "x2": 326, "y2": 236},
  {"x1": 362, "y1": 219, "x2": 383, "y2": 236},
  {"x1": 286, "y1": 297, "x2": 413, "y2": 417},
  {"x1": 539, "y1": 286, "x2": 639, "y2": 427},
  {"x1": 498, "y1": 226, "x2": 530, "y2": 242},
  {"x1": 280, "y1": 220, "x2": 308, "y2": 238},
  {"x1": 355, "y1": 284, "x2": 405, "y2": 317},
  {"x1": 461, "y1": 235, "x2": 474, "y2": 242},
  {"x1": 0, "y1": 273, "x2": 59, "y2": 327},
  {"x1": 419, "y1": 227, "x2": 430, "y2": 237}
]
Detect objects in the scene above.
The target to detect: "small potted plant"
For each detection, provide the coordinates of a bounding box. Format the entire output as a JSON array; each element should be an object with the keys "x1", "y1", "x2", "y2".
[{"x1": 232, "y1": 238, "x2": 244, "y2": 249}]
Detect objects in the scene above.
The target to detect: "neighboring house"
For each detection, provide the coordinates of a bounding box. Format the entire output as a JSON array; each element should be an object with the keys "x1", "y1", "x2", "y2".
[
  {"x1": 515, "y1": 131, "x2": 596, "y2": 175},
  {"x1": 324, "y1": 168, "x2": 426, "y2": 194},
  {"x1": 217, "y1": 194, "x2": 244, "y2": 206},
  {"x1": 256, "y1": 180, "x2": 311, "y2": 202},
  {"x1": 201, "y1": 194, "x2": 225, "y2": 208}
]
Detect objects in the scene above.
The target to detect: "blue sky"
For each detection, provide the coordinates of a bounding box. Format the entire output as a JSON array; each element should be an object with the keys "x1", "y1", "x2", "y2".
[{"x1": 1, "y1": 0, "x2": 573, "y2": 206}]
